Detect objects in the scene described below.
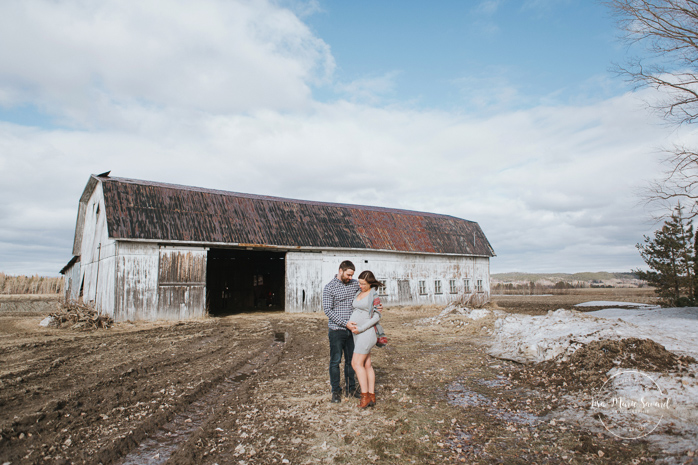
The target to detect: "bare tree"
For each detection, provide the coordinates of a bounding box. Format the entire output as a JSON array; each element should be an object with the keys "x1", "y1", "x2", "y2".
[{"x1": 609, "y1": 0, "x2": 698, "y2": 217}]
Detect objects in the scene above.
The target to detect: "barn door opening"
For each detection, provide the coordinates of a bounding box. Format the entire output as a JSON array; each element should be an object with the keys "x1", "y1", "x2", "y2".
[{"x1": 206, "y1": 248, "x2": 285, "y2": 315}]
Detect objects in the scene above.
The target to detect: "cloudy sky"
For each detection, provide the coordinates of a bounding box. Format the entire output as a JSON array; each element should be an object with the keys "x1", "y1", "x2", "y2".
[{"x1": 0, "y1": 0, "x2": 693, "y2": 276}]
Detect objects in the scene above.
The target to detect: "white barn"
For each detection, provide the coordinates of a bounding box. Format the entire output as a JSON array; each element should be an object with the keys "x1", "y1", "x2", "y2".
[{"x1": 61, "y1": 174, "x2": 495, "y2": 321}]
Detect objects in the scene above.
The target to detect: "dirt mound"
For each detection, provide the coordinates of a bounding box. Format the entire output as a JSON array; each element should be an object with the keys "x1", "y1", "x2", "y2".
[
  {"x1": 515, "y1": 338, "x2": 696, "y2": 393},
  {"x1": 565, "y1": 338, "x2": 695, "y2": 373}
]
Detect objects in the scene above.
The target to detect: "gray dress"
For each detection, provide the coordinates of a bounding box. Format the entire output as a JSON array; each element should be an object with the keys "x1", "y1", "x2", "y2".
[{"x1": 350, "y1": 289, "x2": 381, "y2": 355}]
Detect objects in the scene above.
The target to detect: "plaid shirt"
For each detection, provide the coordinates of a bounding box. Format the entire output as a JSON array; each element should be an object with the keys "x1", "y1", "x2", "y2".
[{"x1": 322, "y1": 277, "x2": 360, "y2": 330}]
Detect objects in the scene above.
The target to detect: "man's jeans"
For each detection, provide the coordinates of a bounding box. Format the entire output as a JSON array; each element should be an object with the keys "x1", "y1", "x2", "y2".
[{"x1": 328, "y1": 329, "x2": 356, "y2": 393}]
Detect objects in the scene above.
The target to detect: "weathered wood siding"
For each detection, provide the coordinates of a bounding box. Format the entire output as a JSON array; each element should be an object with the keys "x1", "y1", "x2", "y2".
[
  {"x1": 114, "y1": 242, "x2": 159, "y2": 321},
  {"x1": 77, "y1": 183, "x2": 117, "y2": 316},
  {"x1": 62, "y1": 260, "x2": 81, "y2": 302},
  {"x1": 157, "y1": 247, "x2": 207, "y2": 320},
  {"x1": 285, "y1": 250, "x2": 491, "y2": 313},
  {"x1": 285, "y1": 252, "x2": 324, "y2": 313}
]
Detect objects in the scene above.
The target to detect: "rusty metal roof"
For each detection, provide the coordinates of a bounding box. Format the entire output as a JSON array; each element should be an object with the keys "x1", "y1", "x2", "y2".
[{"x1": 92, "y1": 175, "x2": 495, "y2": 257}]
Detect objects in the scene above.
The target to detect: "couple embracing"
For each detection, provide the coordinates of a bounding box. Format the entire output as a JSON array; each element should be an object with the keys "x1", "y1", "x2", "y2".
[{"x1": 322, "y1": 260, "x2": 384, "y2": 408}]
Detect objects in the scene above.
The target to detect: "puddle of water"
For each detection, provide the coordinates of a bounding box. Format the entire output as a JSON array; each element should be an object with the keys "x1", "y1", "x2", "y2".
[
  {"x1": 117, "y1": 336, "x2": 285, "y2": 465},
  {"x1": 498, "y1": 410, "x2": 538, "y2": 426},
  {"x1": 475, "y1": 376, "x2": 510, "y2": 388},
  {"x1": 447, "y1": 382, "x2": 492, "y2": 408},
  {"x1": 446, "y1": 380, "x2": 539, "y2": 426}
]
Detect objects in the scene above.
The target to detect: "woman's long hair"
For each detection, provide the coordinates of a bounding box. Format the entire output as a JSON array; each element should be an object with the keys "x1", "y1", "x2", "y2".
[{"x1": 358, "y1": 270, "x2": 383, "y2": 289}]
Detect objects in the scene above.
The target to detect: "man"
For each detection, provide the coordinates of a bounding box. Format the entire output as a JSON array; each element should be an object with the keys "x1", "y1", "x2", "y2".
[{"x1": 322, "y1": 260, "x2": 362, "y2": 403}]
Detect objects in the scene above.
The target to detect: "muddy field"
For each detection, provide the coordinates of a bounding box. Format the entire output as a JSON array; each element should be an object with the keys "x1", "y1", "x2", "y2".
[{"x1": 0, "y1": 289, "x2": 686, "y2": 464}]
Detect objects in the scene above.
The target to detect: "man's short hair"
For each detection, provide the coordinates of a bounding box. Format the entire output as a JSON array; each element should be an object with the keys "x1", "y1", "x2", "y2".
[{"x1": 339, "y1": 260, "x2": 355, "y2": 271}]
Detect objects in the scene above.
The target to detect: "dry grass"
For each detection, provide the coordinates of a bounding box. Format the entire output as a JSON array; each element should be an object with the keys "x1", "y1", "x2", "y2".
[{"x1": 0, "y1": 273, "x2": 63, "y2": 295}]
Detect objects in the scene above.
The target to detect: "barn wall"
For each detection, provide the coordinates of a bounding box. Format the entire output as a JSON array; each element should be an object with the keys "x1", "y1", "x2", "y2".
[
  {"x1": 285, "y1": 252, "x2": 324, "y2": 313},
  {"x1": 62, "y1": 260, "x2": 81, "y2": 302},
  {"x1": 77, "y1": 183, "x2": 117, "y2": 316},
  {"x1": 114, "y1": 242, "x2": 159, "y2": 321},
  {"x1": 286, "y1": 250, "x2": 491, "y2": 313}
]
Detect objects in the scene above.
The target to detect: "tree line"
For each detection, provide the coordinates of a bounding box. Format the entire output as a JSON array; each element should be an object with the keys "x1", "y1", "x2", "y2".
[{"x1": 0, "y1": 273, "x2": 63, "y2": 295}]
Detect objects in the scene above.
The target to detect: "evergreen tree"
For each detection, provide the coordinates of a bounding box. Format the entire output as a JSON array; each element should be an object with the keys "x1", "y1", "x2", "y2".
[{"x1": 635, "y1": 204, "x2": 696, "y2": 306}]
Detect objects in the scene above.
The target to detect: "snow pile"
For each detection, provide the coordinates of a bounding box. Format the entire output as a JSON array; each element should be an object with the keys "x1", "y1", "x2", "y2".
[
  {"x1": 468, "y1": 309, "x2": 492, "y2": 320},
  {"x1": 414, "y1": 303, "x2": 501, "y2": 326},
  {"x1": 488, "y1": 305, "x2": 698, "y2": 458},
  {"x1": 489, "y1": 307, "x2": 698, "y2": 364}
]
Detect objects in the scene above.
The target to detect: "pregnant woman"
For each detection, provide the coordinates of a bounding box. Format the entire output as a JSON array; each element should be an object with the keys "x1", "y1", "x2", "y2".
[{"x1": 348, "y1": 270, "x2": 383, "y2": 408}]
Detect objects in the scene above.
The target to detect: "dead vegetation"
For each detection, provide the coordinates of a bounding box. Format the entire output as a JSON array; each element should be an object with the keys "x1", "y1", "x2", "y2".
[
  {"x1": 0, "y1": 272, "x2": 63, "y2": 295},
  {"x1": 43, "y1": 300, "x2": 114, "y2": 330}
]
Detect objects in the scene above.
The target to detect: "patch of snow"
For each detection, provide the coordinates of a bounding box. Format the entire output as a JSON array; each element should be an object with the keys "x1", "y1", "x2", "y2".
[
  {"x1": 414, "y1": 304, "x2": 501, "y2": 325},
  {"x1": 467, "y1": 309, "x2": 491, "y2": 320},
  {"x1": 487, "y1": 306, "x2": 698, "y2": 459},
  {"x1": 575, "y1": 300, "x2": 660, "y2": 308},
  {"x1": 39, "y1": 316, "x2": 57, "y2": 327},
  {"x1": 489, "y1": 308, "x2": 698, "y2": 364}
]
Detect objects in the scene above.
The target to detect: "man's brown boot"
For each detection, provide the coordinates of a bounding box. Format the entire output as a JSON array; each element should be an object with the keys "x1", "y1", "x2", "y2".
[
  {"x1": 359, "y1": 393, "x2": 371, "y2": 408},
  {"x1": 368, "y1": 392, "x2": 375, "y2": 407}
]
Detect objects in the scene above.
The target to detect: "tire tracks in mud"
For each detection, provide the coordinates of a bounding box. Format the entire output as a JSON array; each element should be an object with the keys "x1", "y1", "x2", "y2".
[
  {"x1": 115, "y1": 331, "x2": 290, "y2": 465},
  {"x1": 1, "y1": 323, "x2": 233, "y2": 428},
  {"x1": 0, "y1": 319, "x2": 288, "y2": 465}
]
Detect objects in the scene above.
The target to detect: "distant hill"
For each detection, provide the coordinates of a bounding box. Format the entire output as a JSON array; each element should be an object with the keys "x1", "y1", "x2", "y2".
[{"x1": 491, "y1": 272, "x2": 639, "y2": 283}]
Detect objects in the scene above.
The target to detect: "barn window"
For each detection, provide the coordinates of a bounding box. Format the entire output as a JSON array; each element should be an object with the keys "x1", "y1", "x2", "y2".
[
  {"x1": 449, "y1": 279, "x2": 458, "y2": 294},
  {"x1": 378, "y1": 278, "x2": 387, "y2": 296},
  {"x1": 418, "y1": 280, "x2": 427, "y2": 295},
  {"x1": 434, "y1": 280, "x2": 442, "y2": 294},
  {"x1": 464, "y1": 279, "x2": 471, "y2": 293},
  {"x1": 476, "y1": 279, "x2": 483, "y2": 293}
]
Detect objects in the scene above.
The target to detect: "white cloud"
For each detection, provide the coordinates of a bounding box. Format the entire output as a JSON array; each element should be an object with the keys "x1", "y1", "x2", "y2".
[
  {"x1": 522, "y1": 0, "x2": 573, "y2": 14},
  {"x1": 0, "y1": 0, "x2": 334, "y2": 126},
  {"x1": 0, "y1": 88, "x2": 675, "y2": 275},
  {"x1": 335, "y1": 71, "x2": 400, "y2": 104},
  {"x1": 474, "y1": 0, "x2": 501, "y2": 16},
  {"x1": 452, "y1": 72, "x2": 524, "y2": 112}
]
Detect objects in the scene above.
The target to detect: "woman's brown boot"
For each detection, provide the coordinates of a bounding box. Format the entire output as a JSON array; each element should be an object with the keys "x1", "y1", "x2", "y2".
[
  {"x1": 368, "y1": 393, "x2": 376, "y2": 407},
  {"x1": 359, "y1": 393, "x2": 371, "y2": 408}
]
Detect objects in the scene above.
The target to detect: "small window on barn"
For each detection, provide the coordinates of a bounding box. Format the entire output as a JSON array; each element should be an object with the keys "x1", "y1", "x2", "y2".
[
  {"x1": 449, "y1": 279, "x2": 458, "y2": 294},
  {"x1": 378, "y1": 278, "x2": 387, "y2": 296},
  {"x1": 434, "y1": 280, "x2": 442, "y2": 294},
  {"x1": 418, "y1": 280, "x2": 427, "y2": 295},
  {"x1": 476, "y1": 279, "x2": 484, "y2": 293},
  {"x1": 464, "y1": 279, "x2": 471, "y2": 293}
]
